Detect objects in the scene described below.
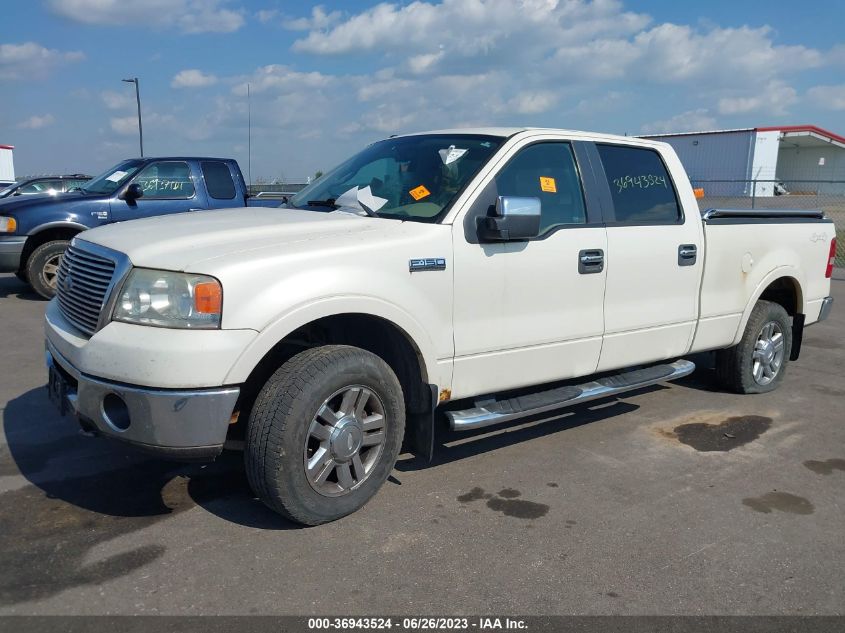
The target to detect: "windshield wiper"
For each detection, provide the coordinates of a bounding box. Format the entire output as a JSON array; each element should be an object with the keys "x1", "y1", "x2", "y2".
[
  {"x1": 307, "y1": 198, "x2": 337, "y2": 208},
  {"x1": 307, "y1": 197, "x2": 380, "y2": 218}
]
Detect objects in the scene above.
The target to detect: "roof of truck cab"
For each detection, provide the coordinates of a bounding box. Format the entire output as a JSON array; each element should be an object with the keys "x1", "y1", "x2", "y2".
[
  {"x1": 121, "y1": 156, "x2": 237, "y2": 162},
  {"x1": 394, "y1": 127, "x2": 656, "y2": 145}
]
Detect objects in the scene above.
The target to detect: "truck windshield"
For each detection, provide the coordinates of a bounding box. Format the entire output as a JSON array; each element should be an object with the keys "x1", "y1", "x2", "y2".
[
  {"x1": 81, "y1": 159, "x2": 145, "y2": 195},
  {"x1": 289, "y1": 134, "x2": 503, "y2": 222}
]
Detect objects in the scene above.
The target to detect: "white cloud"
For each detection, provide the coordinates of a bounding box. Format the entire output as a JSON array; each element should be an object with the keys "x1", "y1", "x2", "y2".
[
  {"x1": 232, "y1": 65, "x2": 331, "y2": 95},
  {"x1": 101, "y1": 90, "x2": 134, "y2": 110},
  {"x1": 47, "y1": 0, "x2": 245, "y2": 33},
  {"x1": 110, "y1": 112, "x2": 174, "y2": 136},
  {"x1": 17, "y1": 114, "x2": 56, "y2": 129},
  {"x1": 0, "y1": 41, "x2": 84, "y2": 80},
  {"x1": 284, "y1": 0, "x2": 821, "y2": 134},
  {"x1": 640, "y1": 109, "x2": 718, "y2": 135},
  {"x1": 717, "y1": 80, "x2": 797, "y2": 116},
  {"x1": 171, "y1": 69, "x2": 219, "y2": 88},
  {"x1": 806, "y1": 84, "x2": 845, "y2": 111},
  {"x1": 505, "y1": 91, "x2": 558, "y2": 115},
  {"x1": 256, "y1": 9, "x2": 279, "y2": 23},
  {"x1": 283, "y1": 6, "x2": 342, "y2": 31}
]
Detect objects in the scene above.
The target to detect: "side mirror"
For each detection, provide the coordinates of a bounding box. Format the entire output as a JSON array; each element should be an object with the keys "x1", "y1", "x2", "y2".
[
  {"x1": 121, "y1": 183, "x2": 144, "y2": 201},
  {"x1": 478, "y1": 196, "x2": 541, "y2": 241}
]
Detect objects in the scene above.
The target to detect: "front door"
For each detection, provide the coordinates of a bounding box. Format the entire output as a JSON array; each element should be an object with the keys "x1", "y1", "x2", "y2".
[
  {"x1": 110, "y1": 160, "x2": 207, "y2": 221},
  {"x1": 451, "y1": 140, "x2": 607, "y2": 399}
]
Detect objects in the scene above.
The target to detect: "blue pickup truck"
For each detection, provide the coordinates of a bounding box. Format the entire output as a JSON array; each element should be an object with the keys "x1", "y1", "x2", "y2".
[{"x1": 0, "y1": 156, "x2": 276, "y2": 298}]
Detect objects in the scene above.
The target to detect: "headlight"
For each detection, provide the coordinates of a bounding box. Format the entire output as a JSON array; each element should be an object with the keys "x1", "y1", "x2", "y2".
[
  {"x1": 112, "y1": 269, "x2": 222, "y2": 329},
  {"x1": 0, "y1": 217, "x2": 16, "y2": 233}
]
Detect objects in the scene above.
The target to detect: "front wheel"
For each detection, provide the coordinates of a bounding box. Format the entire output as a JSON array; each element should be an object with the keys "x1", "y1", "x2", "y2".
[
  {"x1": 26, "y1": 240, "x2": 69, "y2": 299},
  {"x1": 715, "y1": 300, "x2": 792, "y2": 394},
  {"x1": 246, "y1": 345, "x2": 405, "y2": 525}
]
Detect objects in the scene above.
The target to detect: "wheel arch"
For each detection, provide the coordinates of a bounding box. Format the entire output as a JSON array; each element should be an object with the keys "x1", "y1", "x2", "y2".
[
  {"x1": 732, "y1": 268, "x2": 805, "y2": 347},
  {"x1": 21, "y1": 224, "x2": 86, "y2": 271},
  {"x1": 227, "y1": 310, "x2": 439, "y2": 448}
]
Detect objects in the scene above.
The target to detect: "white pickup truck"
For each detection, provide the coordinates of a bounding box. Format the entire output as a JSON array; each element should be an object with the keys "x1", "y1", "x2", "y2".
[{"x1": 44, "y1": 128, "x2": 836, "y2": 524}]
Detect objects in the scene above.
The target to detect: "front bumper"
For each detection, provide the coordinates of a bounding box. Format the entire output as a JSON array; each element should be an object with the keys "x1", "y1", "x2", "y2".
[
  {"x1": 46, "y1": 340, "x2": 240, "y2": 461},
  {"x1": 0, "y1": 235, "x2": 25, "y2": 272}
]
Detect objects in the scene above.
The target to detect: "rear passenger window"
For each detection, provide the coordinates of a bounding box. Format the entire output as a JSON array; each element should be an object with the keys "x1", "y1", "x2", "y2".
[
  {"x1": 201, "y1": 161, "x2": 236, "y2": 200},
  {"x1": 494, "y1": 142, "x2": 586, "y2": 234},
  {"x1": 597, "y1": 145, "x2": 681, "y2": 224}
]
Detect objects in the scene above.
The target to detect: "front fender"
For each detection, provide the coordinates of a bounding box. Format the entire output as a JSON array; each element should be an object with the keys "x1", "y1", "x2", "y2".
[
  {"x1": 224, "y1": 295, "x2": 448, "y2": 390},
  {"x1": 27, "y1": 220, "x2": 90, "y2": 235}
]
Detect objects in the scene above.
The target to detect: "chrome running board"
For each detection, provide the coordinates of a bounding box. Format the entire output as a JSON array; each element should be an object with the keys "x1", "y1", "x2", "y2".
[{"x1": 446, "y1": 360, "x2": 695, "y2": 431}]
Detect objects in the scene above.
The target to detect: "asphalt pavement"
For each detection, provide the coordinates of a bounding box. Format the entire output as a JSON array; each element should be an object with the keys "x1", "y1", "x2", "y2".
[{"x1": 1, "y1": 272, "x2": 843, "y2": 615}]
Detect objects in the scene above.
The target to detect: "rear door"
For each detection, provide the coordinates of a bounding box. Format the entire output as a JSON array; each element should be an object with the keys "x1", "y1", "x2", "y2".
[
  {"x1": 451, "y1": 139, "x2": 607, "y2": 398},
  {"x1": 110, "y1": 160, "x2": 207, "y2": 221},
  {"x1": 590, "y1": 142, "x2": 703, "y2": 371}
]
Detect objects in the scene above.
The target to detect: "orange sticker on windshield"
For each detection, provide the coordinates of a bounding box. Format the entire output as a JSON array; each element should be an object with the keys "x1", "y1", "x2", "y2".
[
  {"x1": 539, "y1": 177, "x2": 557, "y2": 193},
  {"x1": 410, "y1": 185, "x2": 431, "y2": 201}
]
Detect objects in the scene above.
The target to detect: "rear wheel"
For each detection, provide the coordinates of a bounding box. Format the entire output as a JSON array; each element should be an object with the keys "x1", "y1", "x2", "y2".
[
  {"x1": 715, "y1": 300, "x2": 791, "y2": 394},
  {"x1": 245, "y1": 345, "x2": 405, "y2": 525},
  {"x1": 26, "y1": 240, "x2": 69, "y2": 299}
]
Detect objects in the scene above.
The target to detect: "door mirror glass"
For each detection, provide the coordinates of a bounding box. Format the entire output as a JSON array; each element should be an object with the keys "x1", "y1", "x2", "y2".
[
  {"x1": 122, "y1": 183, "x2": 144, "y2": 201},
  {"x1": 478, "y1": 196, "x2": 541, "y2": 241}
]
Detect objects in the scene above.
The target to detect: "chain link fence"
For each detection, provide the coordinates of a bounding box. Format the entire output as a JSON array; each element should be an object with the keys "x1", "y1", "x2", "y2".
[{"x1": 691, "y1": 179, "x2": 844, "y2": 268}]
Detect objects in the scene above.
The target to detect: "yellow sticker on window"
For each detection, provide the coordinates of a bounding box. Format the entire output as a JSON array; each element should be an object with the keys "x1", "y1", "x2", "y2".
[
  {"x1": 539, "y1": 177, "x2": 557, "y2": 193},
  {"x1": 410, "y1": 185, "x2": 431, "y2": 201}
]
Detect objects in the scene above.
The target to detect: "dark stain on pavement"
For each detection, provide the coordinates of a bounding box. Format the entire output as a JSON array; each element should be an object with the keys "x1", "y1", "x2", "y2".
[
  {"x1": 811, "y1": 384, "x2": 845, "y2": 397},
  {"x1": 458, "y1": 487, "x2": 549, "y2": 520},
  {"x1": 803, "y1": 458, "x2": 845, "y2": 475},
  {"x1": 547, "y1": 482, "x2": 559, "y2": 488},
  {"x1": 742, "y1": 491, "x2": 814, "y2": 515},
  {"x1": 671, "y1": 416, "x2": 772, "y2": 452},
  {"x1": 457, "y1": 487, "x2": 492, "y2": 503}
]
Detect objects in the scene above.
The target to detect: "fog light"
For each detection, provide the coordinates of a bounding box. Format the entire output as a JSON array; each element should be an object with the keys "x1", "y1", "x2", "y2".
[{"x1": 102, "y1": 393, "x2": 131, "y2": 430}]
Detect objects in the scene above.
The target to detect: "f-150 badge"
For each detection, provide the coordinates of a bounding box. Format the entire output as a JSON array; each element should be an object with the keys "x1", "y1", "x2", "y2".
[{"x1": 409, "y1": 258, "x2": 446, "y2": 272}]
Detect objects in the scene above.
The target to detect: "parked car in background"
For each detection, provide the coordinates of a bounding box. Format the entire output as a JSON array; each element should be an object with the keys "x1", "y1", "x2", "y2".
[
  {"x1": 42, "y1": 128, "x2": 835, "y2": 525},
  {"x1": 0, "y1": 157, "x2": 278, "y2": 298},
  {"x1": 0, "y1": 174, "x2": 92, "y2": 199}
]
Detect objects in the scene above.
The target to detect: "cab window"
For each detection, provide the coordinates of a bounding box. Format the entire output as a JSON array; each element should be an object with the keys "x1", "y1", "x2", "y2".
[
  {"x1": 494, "y1": 142, "x2": 587, "y2": 234},
  {"x1": 596, "y1": 144, "x2": 681, "y2": 224},
  {"x1": 133, "y1": 161, "x2": 195, "y2": 199}
]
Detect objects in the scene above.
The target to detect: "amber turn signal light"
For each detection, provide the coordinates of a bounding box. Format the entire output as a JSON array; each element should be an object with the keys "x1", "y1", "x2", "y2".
[{"x1": 194, "y1": 281, "x2": 223, "y2": 314}]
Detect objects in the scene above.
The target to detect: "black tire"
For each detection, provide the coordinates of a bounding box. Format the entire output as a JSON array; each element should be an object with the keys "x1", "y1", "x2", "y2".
[
  {"x1": 14, "y1": 270, "x2": 28, "y2": 284},
  {"x1": 26, "y1": 240, "x2": 69, "y2": 299},
  {"x1": 715, "y1": 300, "x2": 791, "y2": 394},
  {"x1": 246, "y1": 345, "x2": 405, "y2": 525}
]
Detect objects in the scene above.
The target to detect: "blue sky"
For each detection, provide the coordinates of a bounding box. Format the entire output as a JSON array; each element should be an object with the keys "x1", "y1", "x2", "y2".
[{"x1": 2, "y1": 0, "x2": 844, "y2": 181}]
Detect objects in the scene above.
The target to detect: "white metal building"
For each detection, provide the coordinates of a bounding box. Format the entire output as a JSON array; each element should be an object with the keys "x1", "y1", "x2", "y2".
[
  {"x1": 639, "y1": 125, "x2": 845, "y2": 197},
  {"x1": 0, "y1": 144, "x2": 14, "y2": 185}
]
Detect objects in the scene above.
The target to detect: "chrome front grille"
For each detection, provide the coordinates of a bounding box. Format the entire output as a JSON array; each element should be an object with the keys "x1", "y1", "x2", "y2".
[{"x1": 56, "y1": 243, "x2": 117, "y2": 336}]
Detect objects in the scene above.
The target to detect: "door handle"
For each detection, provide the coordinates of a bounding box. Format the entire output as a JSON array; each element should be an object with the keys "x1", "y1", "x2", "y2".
[
  {"x1": 578, "y1": 249, "x2": 604, "y2": 274},
  {"x1": 678, "y1": 244, "x2": 697, "y2": 266}
]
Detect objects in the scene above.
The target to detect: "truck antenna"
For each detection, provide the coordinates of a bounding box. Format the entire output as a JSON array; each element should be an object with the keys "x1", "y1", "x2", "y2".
[{"x1": 247, "y1": 82, "x2": 252, "y2": 189}]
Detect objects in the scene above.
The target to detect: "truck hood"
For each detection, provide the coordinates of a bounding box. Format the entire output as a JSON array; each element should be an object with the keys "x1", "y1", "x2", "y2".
[
  {"x1": 0, "y1": 190, "x2": 107, "y2": 213},
  {"x1": 79, "y1": 207, "x2": 385, "y2": 271}
]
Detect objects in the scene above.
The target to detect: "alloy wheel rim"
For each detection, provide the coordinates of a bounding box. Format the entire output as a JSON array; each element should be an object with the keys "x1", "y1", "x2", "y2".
[
  {"x1": 303, "y1": 385, "x2": 387, "y2": 497},
  {"x1": 43, "y1": 254, "x2": 62, "y2": 289},
  {"x1": 752, "y1": 321, "x2": 785, "y2": 385}
]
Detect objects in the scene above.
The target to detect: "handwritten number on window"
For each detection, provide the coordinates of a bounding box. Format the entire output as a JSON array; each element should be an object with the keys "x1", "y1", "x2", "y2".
[{"x1": 612, "y1": 174, "x2": 667, "y2": 193}]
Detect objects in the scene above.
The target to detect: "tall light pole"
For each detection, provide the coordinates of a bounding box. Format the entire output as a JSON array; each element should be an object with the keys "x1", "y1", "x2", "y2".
[{"x1": 122, "y1": 77, "x2": 143, "y2": 157}]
